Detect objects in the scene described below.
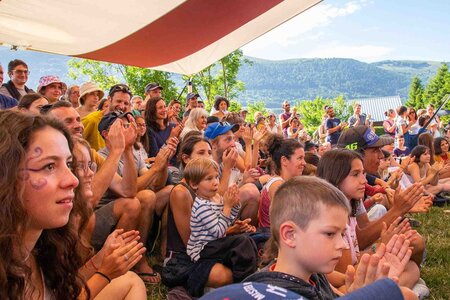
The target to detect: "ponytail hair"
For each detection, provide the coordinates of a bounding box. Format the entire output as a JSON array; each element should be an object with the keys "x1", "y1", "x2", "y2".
[{"x1": 267, "y1": 134, "x2": 303, "y2": 175}]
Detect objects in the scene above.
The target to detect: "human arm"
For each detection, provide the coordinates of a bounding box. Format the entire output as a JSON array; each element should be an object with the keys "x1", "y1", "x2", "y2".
[
  {"x1": 383, "y1": 120, "x2": 396, "y2": 134},
  {"x1": 251, "y1": 126, "x2": 266, "y2": 168},
  {"x1": 280, "y1": 114, "x2": 291, "y2": 129},
  {"x1": 136, "y1": 137, "x2": 177, "y2": 191},
  {"x1": 79, "y1": 230, "x2": 145, "y2": 299},
  {"x1": 409, "y1": 162, "x2": 441, "y2": 185},
  {"x1": 355, "y1": 183, "x2": 424, "y2": 249},
  {"x1": 117, "y1": 117, "x2": 138, "y2": 197},
  {"x1": 170, "y1": 184, "x2": 194, "y2": 246},
  {"x1": 218, "y1": 148, "x2": 238, "y2": 195}
]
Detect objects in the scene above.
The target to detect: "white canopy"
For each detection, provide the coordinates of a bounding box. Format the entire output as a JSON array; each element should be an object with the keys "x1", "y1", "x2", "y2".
[{"x1": 0, "y1": 0, "x2": 321, "y2": 75}]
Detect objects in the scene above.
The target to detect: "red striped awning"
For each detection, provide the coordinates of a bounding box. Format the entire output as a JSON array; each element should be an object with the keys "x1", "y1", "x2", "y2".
[{"x1": 0, "y1": 0, "x2": 321, "y2": 75}]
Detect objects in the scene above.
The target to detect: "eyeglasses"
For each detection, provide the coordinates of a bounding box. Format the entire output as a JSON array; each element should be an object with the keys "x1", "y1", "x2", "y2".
[
  {"x1": 109, "y1": 84, "x2": 132, "y2": 97},
  {"x1": 13, "y1": 69, "x2": 30, "y2": 75},
  {"x1": 136, "y1": 123, "x2": 146, "y2": 128},
  {"x1": 74, "y1": 161, "x2": 97, "y2": 174}
]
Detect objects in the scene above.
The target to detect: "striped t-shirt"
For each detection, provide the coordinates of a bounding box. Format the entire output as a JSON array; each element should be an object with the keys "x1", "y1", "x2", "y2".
[{"x1": 187, "y1": 197, "x2": 240, "y2": 262}]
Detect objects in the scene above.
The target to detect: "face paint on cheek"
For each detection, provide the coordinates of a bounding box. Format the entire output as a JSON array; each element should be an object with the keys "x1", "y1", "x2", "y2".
[
  {"x1": 30, "y1": 178, "x2": 48, "y2": 190},
  {"x1": 19, "y1": 147, "x2": 44, "y2": 180}
]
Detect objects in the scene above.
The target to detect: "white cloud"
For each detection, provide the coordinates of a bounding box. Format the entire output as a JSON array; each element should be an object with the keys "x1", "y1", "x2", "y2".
[
  {"x1": 243, "y1": 0, "x2": 369, "y2": 54},
  {"x1": 303, "y1": 44, "x2": 393, "y2": 61}
]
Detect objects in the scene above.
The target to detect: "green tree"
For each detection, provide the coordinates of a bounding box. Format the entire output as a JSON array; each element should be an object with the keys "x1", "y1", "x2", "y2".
[
  {"x1": 182, "y1": 50, "x2": 251, "y2": 110},
  {"x1": 228, "y1": 100, "x2": 242, "y2": 113},
  {"x1": 422, "y1": 63, "x2": 450, "y2": 108},
  {"x1": 67, "y1": 58, "x2": 178, "y2": 101},
  {"x1": 246, "y1": 101, "x2": 269, "y2": 123},
  {"x1": 405, "y1": 76, "x2": 424, "y2": 109},
  {"x1": 296, "y1": 95, "x2": 352, "y2": 134}
]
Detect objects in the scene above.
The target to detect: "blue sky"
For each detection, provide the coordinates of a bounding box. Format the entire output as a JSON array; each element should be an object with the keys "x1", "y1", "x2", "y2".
[{"x1": 242, "y1": 0, "x2": 450, "y2": 62}]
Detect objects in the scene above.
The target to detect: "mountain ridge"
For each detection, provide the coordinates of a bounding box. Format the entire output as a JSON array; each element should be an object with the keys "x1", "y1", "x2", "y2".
[{"x1": 0, "y1": 48, "x2": 447, "y2": 109}]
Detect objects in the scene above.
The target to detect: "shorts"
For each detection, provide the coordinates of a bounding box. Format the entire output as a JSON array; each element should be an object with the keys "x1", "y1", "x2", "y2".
[{"x1": 91, "y1": 201, "x2": 117, "y2": 251}]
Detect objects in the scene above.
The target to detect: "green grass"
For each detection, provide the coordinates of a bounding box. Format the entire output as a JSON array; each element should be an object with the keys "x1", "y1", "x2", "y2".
[
  {"x1": 412, "y1": 205, "x2": 450, "y2": 300},
  {"x1": 147, "y1": 206, "x2": 450, "y2": 299}
]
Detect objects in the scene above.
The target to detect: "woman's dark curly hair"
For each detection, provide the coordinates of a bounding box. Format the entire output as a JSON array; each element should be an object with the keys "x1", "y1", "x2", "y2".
[
  {"x1": 213, "y1": 96, "x2": 230, "y2": 111},
  {"x1": 0, "y1": 111, "x2": 88, "y2": 299}
]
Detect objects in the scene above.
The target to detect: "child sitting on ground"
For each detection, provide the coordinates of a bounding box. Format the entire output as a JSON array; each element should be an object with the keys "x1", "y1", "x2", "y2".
[
  {"x1": 185, "y1": 157, "x2": 257, "y2": 282},
  {"x1": 244, "y1": 176, "x2": 417, "y2": 300}
]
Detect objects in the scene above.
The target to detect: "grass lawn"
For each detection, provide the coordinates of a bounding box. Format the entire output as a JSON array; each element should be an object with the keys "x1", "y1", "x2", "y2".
[
  {"x1": 146, "y1": 205, "x2": 450, "y2": 299},
  {"x1": 413, "y1": 205, "x2": 450, "y2": 299}
]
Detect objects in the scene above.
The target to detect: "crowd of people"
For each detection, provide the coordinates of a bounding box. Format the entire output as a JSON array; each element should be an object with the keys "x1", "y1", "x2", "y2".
[{"x1": 1, "y1": 58, "x2": 446, "y2": 300}]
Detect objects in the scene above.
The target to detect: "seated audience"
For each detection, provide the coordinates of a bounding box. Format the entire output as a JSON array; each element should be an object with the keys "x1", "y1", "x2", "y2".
[
  {"x1": 185, "y1": 158, "x2": 257, "y2": 280},
  {"x1": 212, "y1": 96, "x2": 230, "y2": 120},
  {"x1": 180, "y1": 107, "x2": 208, "y2": 140},
  {"x1": 17, "y1": 93, "x2": 48, "y2": 114},
  {"x1": 36, "y1": 75, "x2": 66, "y2": 103},
  {"x1": 82, "y1": 83, "x2": 132, "y2": 151},
  {"x1": 383, "y1": 109, "x2": 396, "y2": 137},
  {"x1": 244, "y1": 176, "x2": 417, "y2": 299},
  {"x1": 76, "y1": 82, "x2": 104, "y2": 118},
  {"x1": 258, "y1": 134, "x2": 305, "y2": 228},
  {"x1": 65, "y1": 84, "x2": 80, "y2": 108}
]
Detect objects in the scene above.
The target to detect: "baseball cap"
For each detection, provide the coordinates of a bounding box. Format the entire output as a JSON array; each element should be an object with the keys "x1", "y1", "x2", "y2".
[
  {"x1": 144, "y1": 82, "x2": 163, "y2": 93},
  {"x1": 337, "y1": 125, "x2": 394, "y2": 150},
  {"x1": 98, "y1": 111, "x2": 134, "y2": 136},
  {"x1": 204, "y1": 122, "x2": 239, "y2": 140},
  {"x1": 186, "y1": 92, "x2": 200, "y2": 101},
  {"x1": 199, "y1": 282, "x2": 306, "y2": 300},
  {"x1": 304, "y1": 141, "x2": 319, "y2": 151},
  {"x1": 207, "y1": 116, "x2": 220, "y2": 125}
]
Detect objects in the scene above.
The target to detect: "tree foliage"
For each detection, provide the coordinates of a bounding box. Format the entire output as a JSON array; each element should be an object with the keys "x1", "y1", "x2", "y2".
[
  {"x1": 296, "y1": 95, "x2": 352, "y2": 134},
  {"x1": 422, "y1": 63, "x2": 450, "y2": 108},
  {"x1": 405, "y1": 76, "x2": 424, "y2": 109},
  {"x1": 246, "y1": 101, "x2": 269, "y2": 123},
  {"x1": 67, "y1": 59, "x2": 178, "y2": 100},
  {"x1": 182, "y1": 50, "x2": 250, "y2": 111}
]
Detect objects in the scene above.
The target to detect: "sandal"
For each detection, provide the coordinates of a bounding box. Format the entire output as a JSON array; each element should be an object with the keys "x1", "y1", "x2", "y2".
[{"x1": 136, "y1": 271, "x2": 161, "y2": 285}]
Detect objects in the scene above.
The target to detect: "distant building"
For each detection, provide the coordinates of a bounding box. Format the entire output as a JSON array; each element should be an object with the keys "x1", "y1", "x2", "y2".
[{"x1": 349, "y1": 95, "x2": 402, "y2": 123}]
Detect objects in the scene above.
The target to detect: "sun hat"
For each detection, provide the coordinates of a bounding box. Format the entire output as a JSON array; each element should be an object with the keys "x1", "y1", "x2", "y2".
[
  {"x1": 37, "y1": 75, "x2": 67, "y2": 94},
  {"x1": 204, "y1": 122, "x2": 239, "y2": 140},
  {"x1": 337, "y1": 125, "x2": 394, "y2": 150},
  {"x1": 78, "y1": 82, "x2": 104, "y2": 103}
]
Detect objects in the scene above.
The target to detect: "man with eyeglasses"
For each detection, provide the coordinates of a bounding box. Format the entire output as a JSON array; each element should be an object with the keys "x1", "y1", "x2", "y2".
[
  {"x1": 0, "y1": 63, "x2": 18, "y2": 110},
  {"x1": 82, "y1": 83, "x2": 133, "y2": 151},
  {"x1": 0, "y1": 59, "x2": 34, "y2": 100}
]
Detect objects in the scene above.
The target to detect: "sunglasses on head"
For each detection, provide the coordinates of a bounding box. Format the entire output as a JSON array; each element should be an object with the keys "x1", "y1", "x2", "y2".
[{"x1": 109, "y1": 84, "x2": 132, "y2": 97}]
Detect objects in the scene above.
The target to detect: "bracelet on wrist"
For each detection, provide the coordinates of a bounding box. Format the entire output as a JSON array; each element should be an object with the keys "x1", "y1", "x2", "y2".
[{"x1": 95, "y1": 271, "x2": 111, "y2": 283}]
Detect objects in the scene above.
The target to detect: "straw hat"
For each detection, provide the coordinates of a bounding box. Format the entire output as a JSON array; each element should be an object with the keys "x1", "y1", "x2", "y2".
[{"x1": 79, "y1": 82, "x2": 104, "y2": 104}]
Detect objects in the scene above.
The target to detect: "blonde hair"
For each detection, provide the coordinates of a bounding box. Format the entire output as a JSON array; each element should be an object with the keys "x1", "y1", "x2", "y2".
[{"x1": 184, "y1": 157, "x2": 219, "y2": 186}]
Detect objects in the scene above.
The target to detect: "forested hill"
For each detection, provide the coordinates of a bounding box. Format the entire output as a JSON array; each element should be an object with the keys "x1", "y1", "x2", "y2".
[
  {"x1": 0, "y1": 48, "x2": 445, "y2": 107},
  {"x1": 237, "y1": 57, "x2": 445, "y2": 106}
]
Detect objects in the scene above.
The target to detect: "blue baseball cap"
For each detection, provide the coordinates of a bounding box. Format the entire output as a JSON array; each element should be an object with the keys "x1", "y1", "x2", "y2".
[
  {"x1": 204, "y1": 122, "x2": 239, "y2": 140},
  {"x1": 98, "y1": 111, "x2": 133, "y2": 136}
]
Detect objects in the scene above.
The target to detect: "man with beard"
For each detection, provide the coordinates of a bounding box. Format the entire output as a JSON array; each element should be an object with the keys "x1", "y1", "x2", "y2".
[{"x1": 325, "y1": 105, "x2": 347, "y2": 147}]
